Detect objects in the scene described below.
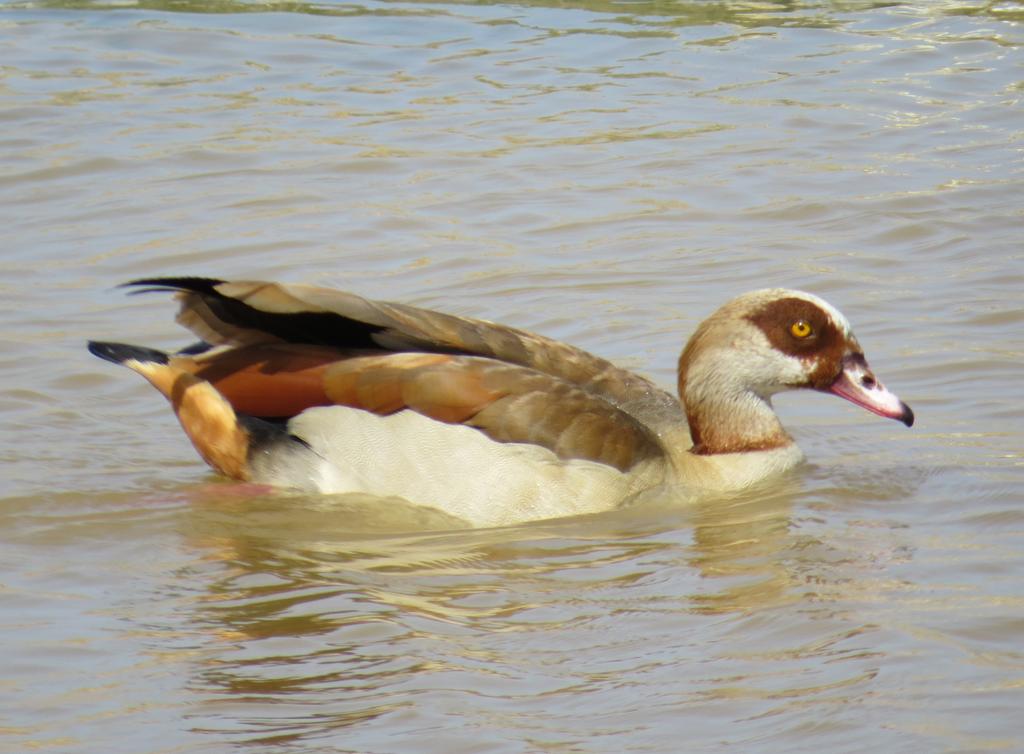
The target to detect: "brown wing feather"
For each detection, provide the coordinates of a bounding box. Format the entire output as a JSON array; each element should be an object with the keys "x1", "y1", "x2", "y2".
[
  {"x1": 128, "y1": 277, "x2": 686, "y2": 437},
  {"x1": 321, "y1": 354, "x2": 664, "y2": 471}
]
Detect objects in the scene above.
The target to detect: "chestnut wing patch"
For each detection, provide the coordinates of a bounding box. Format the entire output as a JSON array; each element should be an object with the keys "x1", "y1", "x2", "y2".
[{"x1": 179, "y1": 344, "x2": 347, "y2": 419}]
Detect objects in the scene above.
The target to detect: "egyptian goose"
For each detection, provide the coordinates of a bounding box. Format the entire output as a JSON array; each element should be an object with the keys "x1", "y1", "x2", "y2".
[{"x1": 88, "y1": 278, "x2": 913, "y2": 527}]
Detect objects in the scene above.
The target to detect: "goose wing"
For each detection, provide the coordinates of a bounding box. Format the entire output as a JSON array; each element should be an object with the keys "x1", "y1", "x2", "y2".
[{"x1": 128, "y1": 277, "x2": 683, "y2": 433}]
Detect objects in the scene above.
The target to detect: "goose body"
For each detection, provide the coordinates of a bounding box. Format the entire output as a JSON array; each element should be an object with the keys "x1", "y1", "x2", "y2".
[{"x1": 89, "y1": 278, "x2": 913, "y2": 527}]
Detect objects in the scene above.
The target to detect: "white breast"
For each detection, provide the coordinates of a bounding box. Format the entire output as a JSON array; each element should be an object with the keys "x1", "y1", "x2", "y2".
[{"x1": 252, "y1": 406, "x2": 666, "y2": 528}]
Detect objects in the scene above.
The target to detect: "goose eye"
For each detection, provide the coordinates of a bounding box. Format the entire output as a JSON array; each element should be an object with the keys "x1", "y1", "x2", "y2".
[{"x1": 790, "y1": 320, "x2": 813, "y2": 338}]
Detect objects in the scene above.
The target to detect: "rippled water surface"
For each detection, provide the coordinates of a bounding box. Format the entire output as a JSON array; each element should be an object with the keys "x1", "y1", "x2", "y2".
[{"x1": 1, "y1": 0, "x2": 1022, "y2": 751}]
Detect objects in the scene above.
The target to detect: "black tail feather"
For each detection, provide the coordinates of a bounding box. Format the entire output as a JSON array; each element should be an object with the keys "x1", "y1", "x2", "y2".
[
  {"x1": 115, "y1": 276, "x2": 390, "y2": 350},
  {"x1": 121, "y1": 277, "x2": 226, "y2": 296},
  {"x1": 88, "y1": 341, "x2": 169, "y2": 366}
]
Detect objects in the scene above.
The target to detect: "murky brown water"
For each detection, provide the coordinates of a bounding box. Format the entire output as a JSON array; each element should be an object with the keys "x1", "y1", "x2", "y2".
[{"x1": 2, "y1": 0, "x2": 1022, "y2": 751}]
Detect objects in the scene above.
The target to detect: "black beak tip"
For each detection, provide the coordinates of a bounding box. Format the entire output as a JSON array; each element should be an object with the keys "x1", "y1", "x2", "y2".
[{"x1": 900, "y1": 402, "x2": 915, "y2": 428}]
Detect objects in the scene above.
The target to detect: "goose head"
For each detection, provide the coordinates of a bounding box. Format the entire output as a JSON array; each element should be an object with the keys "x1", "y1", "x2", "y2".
[{"x1": 677, "y1": 289, "x2": 913, "y2": 455}]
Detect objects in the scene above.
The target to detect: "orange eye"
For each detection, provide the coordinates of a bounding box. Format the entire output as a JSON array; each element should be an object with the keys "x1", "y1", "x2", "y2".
[{"x1": 790, "y1": 320, "x2": 813, "y2": 338}]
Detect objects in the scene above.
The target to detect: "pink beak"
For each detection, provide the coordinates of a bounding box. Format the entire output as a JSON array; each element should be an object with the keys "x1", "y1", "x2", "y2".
[{"x1": 826, "y1": 354, "x2": 914, "y2": 427}]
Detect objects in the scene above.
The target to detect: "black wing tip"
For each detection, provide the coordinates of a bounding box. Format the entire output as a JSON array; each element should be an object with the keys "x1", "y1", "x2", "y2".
[
  {"x1": 88, "y1": 341, "x2": 169, "y2": 366},
  {"x1": 177, "y1": 340, "x2": 215, "y2": 356},
  {"x1": 120, "y1": 277, "x2": 227, "y2": 295}
]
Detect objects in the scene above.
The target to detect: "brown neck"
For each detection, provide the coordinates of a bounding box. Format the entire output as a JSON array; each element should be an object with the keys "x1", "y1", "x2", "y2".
[
  {"x1": 678, "y1": 367, "x2": 793, "y2": 456},
  {"x1": 685, "y1": 400, "x2": 793, "y2": 455}
]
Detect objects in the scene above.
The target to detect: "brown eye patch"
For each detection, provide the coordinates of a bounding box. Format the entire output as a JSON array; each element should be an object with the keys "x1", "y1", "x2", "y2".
[{"x1": 746, "y1": 297, "x2": 847, "y2": 386}]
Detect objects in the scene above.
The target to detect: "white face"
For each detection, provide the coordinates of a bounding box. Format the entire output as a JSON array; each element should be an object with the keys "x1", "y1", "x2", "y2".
[
  {"x1": 679, "y1": 288, "x2": 913, "y2": 428},
  {"x1": 744, "y1": 335, "x2": 820, "y2": 397},
  {"x1": 681, "y1": 288, "x2": 857, "y2": 401}
]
